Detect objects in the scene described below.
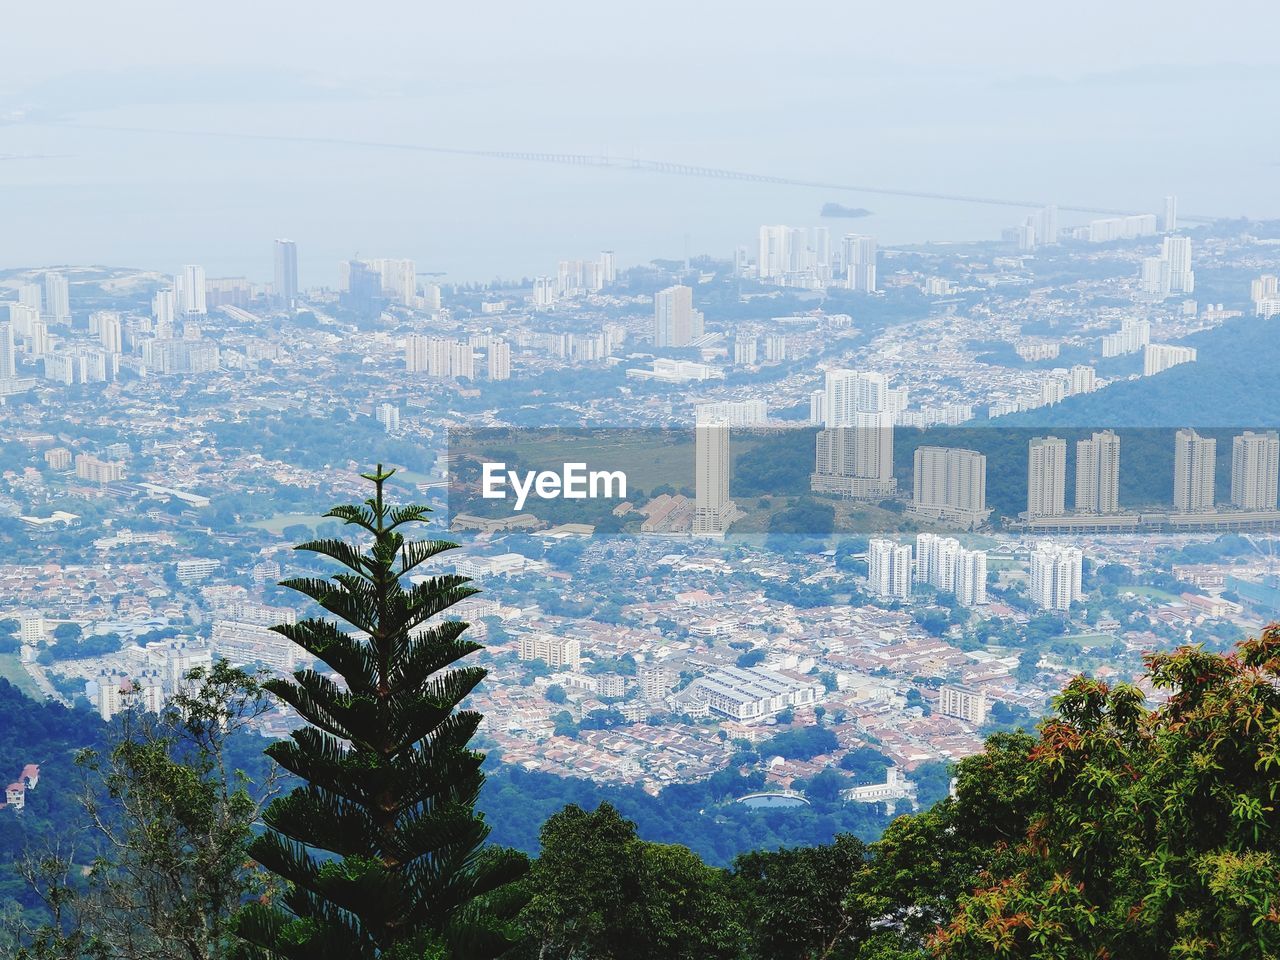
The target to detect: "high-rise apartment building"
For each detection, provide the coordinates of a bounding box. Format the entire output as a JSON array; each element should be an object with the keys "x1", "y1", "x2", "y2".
[
  {"x1": 1075, "y1": 430, "x2": 1121, "y2": 514},
  {"x1": 518, "y1": 633, "x2": 581, "y2": 671},
  {"x1": 1231, "y1": 431, "x2": 1280, "y2": 511},
  {"x1": 822, "y1": 369, "x2": 890, "y2": 425},
  {"x1": 1101, "y1": 318, "x2": 1151, "y2": 357},
  {"x1": 97, "y1": 312, "x2": 123, "y2": 354},
  {"x1": 1163, "y1": 235, "x2": 1194, "y2": 293},
  {"x1": 18, "y1": 282, "x2": 42, "y2": 316},
  {"x1": 375, "y1": 403, "x2": 400, "y2": 434},
  {"x1": 274, "y1": 239, "x2": 298, "y2": 309},
  {"x1": 1144, "y1": 343, "x2": 1197, "y2": 376},
  {"x1": 1027, "y1": 437, "x2": 1067, "y2": 518},
  {"x1": 913, "y1": 446, "x2": 988, "y2": 527},
  {"x1": 692, "y1": 419, "x2": 735, "y2": 537},
  {"x1": 1251, "y1": 275, "x2": 1280, "y2": 318},
  {"x1": 842, "y1": 234, "x2": 877, "y2": 292},
  {"x1": 367, "y1": 258, "x2": 416, "y2": 306},
  {"x1": 916, "y1": 533, "x2": 987, "y2": 607},
  {"x1": 1068, "y1": 365, "x2": 1097, "y2": 395},
  {"x1": 1029, "y1": 543, "x2": 1084, "y2": 612},
  {"x1": 43, "y1": 272, "x2": 70, "y2": 323},
  {"x1": 953, "y1": 548, "x2": 988, "y2": 608},
  {"x1": 939, "y1": 685, "x2": 987, "y2": 724},
  {"x1": 405, "y1": 335, "x2": 475, "y2": 379},
  {"x1": 654, "y1": 285, "x2": 700, "y2": 347},
  {"x1": 695, "y1": 400, "x2": 767, "y2": 426},
  {"x1": 75, "y1": 453, "x2": 125, "y2": 484},
  {"x1": 143, "y1": 338, "x2": 220, "y2": 374},
  {"x1": 488, "y1": 340, "x2": 512, "y2": 381},
  {"x1": 811, "y1": 414, "x2": 896, "y2": 498},
  {"x1": 27, "y1": 319, "x2": 50, "y2": 358},
  {"x1": 1173, "y1": 428, "x2": 1216, "y2": 513},
  {"x1": 0, "y1": 323, "x2": 14, "y2": 379},
  {"x1": 176, "y1": 265, "x2": 207, "y2": 317},
  {"x1": 867, "y1": 538, "x2": 912, "y2": 600}
]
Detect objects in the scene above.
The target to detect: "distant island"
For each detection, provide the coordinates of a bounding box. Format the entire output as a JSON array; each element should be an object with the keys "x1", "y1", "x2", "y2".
[{"x1": 820, "y1": 202, "x2": 872, "y2": 218}]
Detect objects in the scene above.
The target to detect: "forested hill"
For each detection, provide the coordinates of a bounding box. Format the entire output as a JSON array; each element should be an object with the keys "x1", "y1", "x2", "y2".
[
  {"x1": 993, "y1": 314, "x2": 1280, "y2": 428},
  {"x1": 0, "y1": 681, "x2": 916, "y2": 877},
  {"x1": 0, "y1": 681, "x2": 107, "y2": 908}
]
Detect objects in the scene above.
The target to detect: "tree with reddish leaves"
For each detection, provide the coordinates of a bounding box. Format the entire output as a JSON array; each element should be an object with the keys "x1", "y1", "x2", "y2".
[{"x1": 930, "y1": 627, "x2": 1280, "y2": 960}]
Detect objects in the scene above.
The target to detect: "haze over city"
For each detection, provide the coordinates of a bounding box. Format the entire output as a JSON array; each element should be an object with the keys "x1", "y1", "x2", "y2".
[{"x1": 3, "y1": 3, "x2": 1280, "y2": 957}]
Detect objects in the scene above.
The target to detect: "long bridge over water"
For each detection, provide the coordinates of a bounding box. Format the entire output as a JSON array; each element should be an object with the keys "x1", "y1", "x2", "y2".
[{"x1": 37, "y1": 122, "x2": 1220, "y2": 223}]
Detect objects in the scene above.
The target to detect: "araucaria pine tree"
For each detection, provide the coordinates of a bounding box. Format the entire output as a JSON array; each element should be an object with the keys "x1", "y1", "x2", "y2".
[{"x1": 235, "y1": 466, "x2": 527, "y2": 960}]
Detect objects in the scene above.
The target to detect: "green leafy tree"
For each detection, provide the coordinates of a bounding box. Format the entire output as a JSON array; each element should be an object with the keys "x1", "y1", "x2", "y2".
[
  {"x1": 931, "y1": 629, "x2": 1280, "y2": 959},
  {"x1": 16, "y1": 661, "x2": 276, "y2": 960},
  {"x1": 732, "y1": 834, "x2": 871, "y2": 959},
  {"x1": 234, "y1": 466, "x2": 527, "y2": 960},
  {"x1": 516, "y1": 803, "x2": 743, "y2": 960}
]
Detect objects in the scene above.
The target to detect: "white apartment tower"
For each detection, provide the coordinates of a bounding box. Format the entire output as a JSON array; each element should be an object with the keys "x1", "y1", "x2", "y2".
[
  {"x1": 488, "y1": 340, "x2": 512, "y2": 381},
  {"x1": 0, "y1": 323, "x2": 15, "y2": 379},
  {"x1": 1027, "y1": 437, "x2": 1067, "y2": 518},
  {"x1": 654, "y1": 285, "x2": 700, "y2": 348},
  {"x1": 44, "y1": 272, "x2": 70, "y2": 323},
  {"x1": 1029, "y1": 543, "x2": 1084, "y2": 612},
  {"x1": 1144, "y1": 343, "x2": 1197, "y2": 376},
  {"x1": 1075, "y1": 430, "x2": 1121, "y2": 514},
  {"x1": 176, "y1": 265, "x2": 208, "y2": 317},
  {"x1": 274, "y1": 239, "x2": 299, "y2": 309},
  {"x1": 823, "y1": 369, "x2": 890, "y2": 425},
  {"x1": 1173, "y1": 428, "x2": 1216, "y2": 513},
  {"x1": 843, "y1": 234, "x2": 877, "y2": 292},
  {"x1": 916, "y1": 533, "x2": 987, "y2": 607},
  {"x1": 692, "y1": 419, "x2": 735, "y2": 538},
  {"x1": 913, "y1": 446, "x2": 989, "y2": 527},
  {"x1": 1231, "y1": 431, "x2": 1280, "y2": 511},
  {"x1": 811, "y1": 414, "x2": 896, "y2": 498},
  {"x1": 97, "y1": 312, "x2": 123, "y2": 354},
  {"x1": 375, "y1": 403, "x2": 400, "y2": 434},
  {"x1": 1162, "y1": 236, "x2": 1195, "y2": 294},
  {"x1": 868, "y1": 538, "x2": 912, "y2": 601}
]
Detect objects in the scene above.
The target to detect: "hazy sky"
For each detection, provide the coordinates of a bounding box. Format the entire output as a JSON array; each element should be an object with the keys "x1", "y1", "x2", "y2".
[
  {"x1": 3, "y1": 1, "x2": 1280, "y2": 282},
  {"x1": 6, "y1": 1, "x2": 1280, "y2": 94}
]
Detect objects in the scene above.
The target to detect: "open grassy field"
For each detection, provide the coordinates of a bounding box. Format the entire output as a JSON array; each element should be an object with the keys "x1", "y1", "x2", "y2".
[
  {"x1": 1121, "y1": 585, "x2": 1182, "y2": 603},
  {"x1": 246, "y1": 513, "x2": 332, "y2": 535},
  {"x1": 1059, "y1": 633, "x2": 1120, "y2": 649},
  {"x1": 0, "y1": 654, "x2": 43, "y2": 699}
]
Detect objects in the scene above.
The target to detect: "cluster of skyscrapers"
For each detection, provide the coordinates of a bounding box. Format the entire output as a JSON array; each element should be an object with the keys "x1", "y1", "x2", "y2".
[
  {"x1": 531, "y1": 252, "x2": 616, "y2": 307},
  {"x1": 1024, "y1": 429, "x2": 1280, "y2": 520},
  {"x1": 405, "y1": 334, "x2": 512, "y2": 381},
  {"x1": 1174, "y1": 428, "x2": 1280, "y2": 514},
  {"x1": 1027, "y1": 431, "x2": 1122, "y2": 519},
  {"x1": 809, "y1": 370, "x2": 901, "y2": 499},
  {"x1": 1140, "y1": 236, "x2": 1195, "y2": 298},
  {"x1": 866, "y1": 534, "x2": 987, "y2": 607},
  {"x1": 755, "y1": 225, "x2": 877, "y2": 292}
]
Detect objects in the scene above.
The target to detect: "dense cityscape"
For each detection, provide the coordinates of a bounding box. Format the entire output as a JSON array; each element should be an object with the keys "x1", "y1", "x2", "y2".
[
  {"x1": 3, "y1": 4, "x2": 1280, "y2": 954},
  {"x1": 3, "y1": 204, "x2": 1278, "y2": 816}
]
